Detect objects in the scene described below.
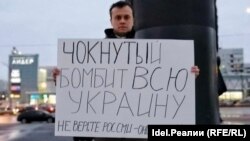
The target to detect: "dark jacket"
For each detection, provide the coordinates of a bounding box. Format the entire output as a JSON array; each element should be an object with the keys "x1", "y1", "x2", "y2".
[{"x1": 104, "y1": 28, "x2": 135, "y2": 38}]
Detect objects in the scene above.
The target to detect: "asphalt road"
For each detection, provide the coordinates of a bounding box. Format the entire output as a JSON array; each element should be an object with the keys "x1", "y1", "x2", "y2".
[{"x1": 0, "y1": 123, "x2": 73, "y2": 141}]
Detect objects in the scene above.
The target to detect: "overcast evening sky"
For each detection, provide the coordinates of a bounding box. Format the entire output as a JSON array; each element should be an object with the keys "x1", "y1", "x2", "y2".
[{"x1": 0, "y1": 0, "x2": 250, "y2": 81}]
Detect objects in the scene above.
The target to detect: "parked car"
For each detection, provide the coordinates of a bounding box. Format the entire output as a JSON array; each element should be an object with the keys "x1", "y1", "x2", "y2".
[{"x1": 17, "y1": 110, "x2": 55, "y2": 123}]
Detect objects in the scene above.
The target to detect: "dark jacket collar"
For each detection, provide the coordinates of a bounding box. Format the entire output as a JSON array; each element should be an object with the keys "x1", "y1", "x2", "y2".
[{"x1": 104, "y1": 28, "x2": 135, "y2": 38}]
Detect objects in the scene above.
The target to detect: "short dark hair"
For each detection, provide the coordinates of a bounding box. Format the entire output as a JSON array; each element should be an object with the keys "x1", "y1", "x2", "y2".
[{"x1": 109, "y1": 1, "x2": 133, "y2": 18}]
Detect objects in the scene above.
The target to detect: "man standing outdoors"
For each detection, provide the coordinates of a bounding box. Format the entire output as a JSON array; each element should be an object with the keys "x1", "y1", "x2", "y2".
[{"x1": 54, "y1": 1, "x2": 199, "y2": 141}]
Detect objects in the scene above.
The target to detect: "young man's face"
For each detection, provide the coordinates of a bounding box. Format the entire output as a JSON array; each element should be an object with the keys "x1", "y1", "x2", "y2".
[{"x1": 110, "y1": 6, "x2": 134, "y2": 37}]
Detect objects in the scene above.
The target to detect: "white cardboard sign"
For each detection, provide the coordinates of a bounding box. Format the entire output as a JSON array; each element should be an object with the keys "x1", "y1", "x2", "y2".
[{"x1": 55, "y1": 39, "x2": 195, "y2": 138}]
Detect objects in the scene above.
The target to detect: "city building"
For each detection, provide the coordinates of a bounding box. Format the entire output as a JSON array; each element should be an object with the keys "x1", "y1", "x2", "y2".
[
  {"x1": 19, "y1": 66, "x2": 56, "y2": 105},
  {"x1": 218, "y1": 48, "x2": 250, "y2": 101},
  {"x1": 7, "y1": 47, "x2": 57, "y2": 107},
  {"x1": 244, "y1": 63, "x2": 250, "y2": 74},
  {"x1": 219, "y1": 48, "x2": 243, "y2": 75},
  {"x1": 29, "y1": 66, "x2": 56, "y2": 105},
  {"x1": 8, "y1": 53, "x2": 39, "y2": 107}
]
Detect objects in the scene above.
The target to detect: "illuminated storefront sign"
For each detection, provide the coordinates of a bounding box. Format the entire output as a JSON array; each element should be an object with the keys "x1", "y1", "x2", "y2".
[
  {"x1": 12, "y1": 57, "x2": 34, "y2": 65},
  {"x1": 10, "y1": 69, "x2": 21, "y2": 83},
  {"x1": 10, "y1": 85, "x2": 21, "y2": 91}
]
